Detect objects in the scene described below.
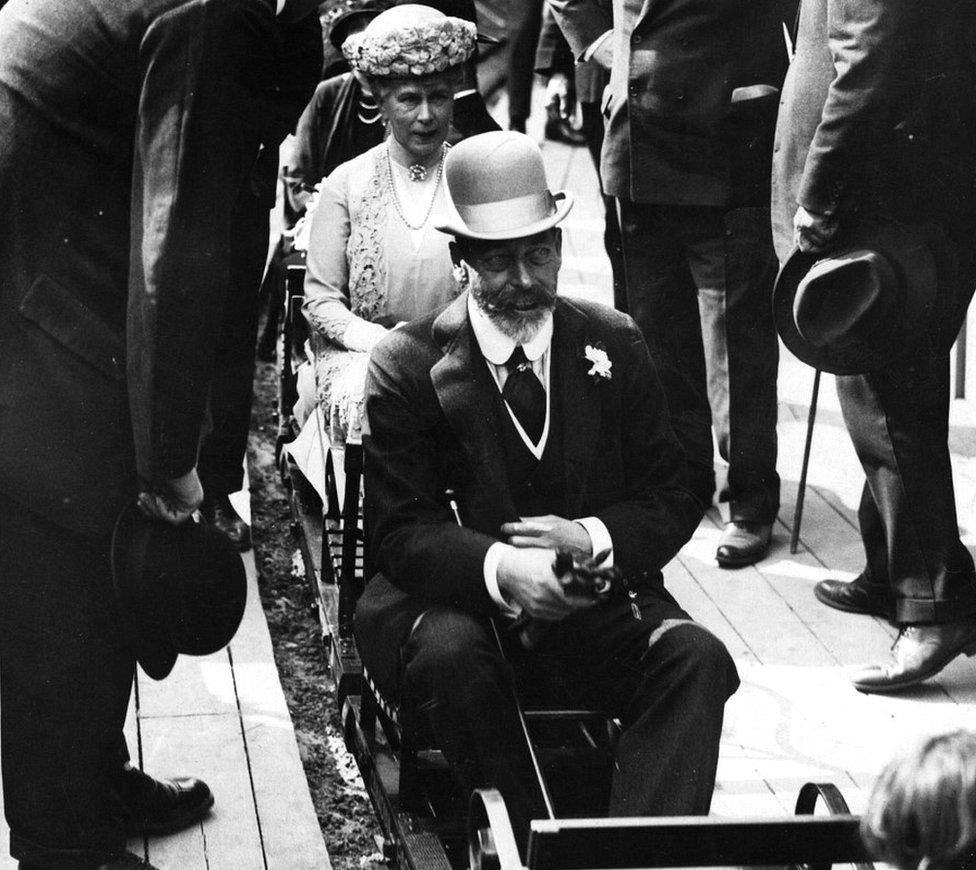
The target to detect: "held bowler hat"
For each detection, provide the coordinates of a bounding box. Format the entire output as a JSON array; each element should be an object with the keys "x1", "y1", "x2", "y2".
[
  {"x1": 773, "y1": 219, "x2": 938, "y2": 375},
  {"x1": 435, "y1": 131, "x2": 574, "y2": 241},
  {"x1": 111, "y1": 503, "x2": 247, "y2": 680}
]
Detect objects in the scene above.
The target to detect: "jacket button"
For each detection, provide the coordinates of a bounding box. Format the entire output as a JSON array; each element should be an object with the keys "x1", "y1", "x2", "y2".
[
  {"x1": 675, "y1": 92, "x2": 685, "y2": 101},
  {"x1": 628, "y1": 83, "x2": 638, "y2": 96},
  {"x1": 632, "y1": 33, "x2": 642, "y2": 44}
]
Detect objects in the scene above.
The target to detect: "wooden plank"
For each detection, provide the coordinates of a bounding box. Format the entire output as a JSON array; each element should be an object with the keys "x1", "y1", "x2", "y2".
[
  {"x1": 676, "y1": 524, "x2": 836, "y2": 668},
  {"x1": 231, "y1": 553, "x2": 332, "y2": 870},
  {"x1": 139, "y1": 712, "x2": 263, "y2": 870}
]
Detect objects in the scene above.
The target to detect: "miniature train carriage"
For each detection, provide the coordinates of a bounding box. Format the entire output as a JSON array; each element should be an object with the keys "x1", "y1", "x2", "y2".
[{"x1": 272, "y1": 259, "x2": 876, "y2": 870}]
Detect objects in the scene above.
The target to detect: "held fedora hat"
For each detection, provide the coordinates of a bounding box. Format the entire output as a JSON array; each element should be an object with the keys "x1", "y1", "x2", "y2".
[
  {"x1": 773, "y1": 219, "x2": 938, "y2": 375},
  {"x1": 435, "y1": 131, "x2": 574, "y2": 241},
  {"x1": 111, "y1": 503, "x2": 247, "y2": 680}
]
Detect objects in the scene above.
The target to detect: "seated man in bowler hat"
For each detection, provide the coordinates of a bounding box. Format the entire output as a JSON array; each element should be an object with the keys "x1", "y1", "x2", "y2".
[{"x1": 355, "y1": 131, "x2": 740, "y2": 849}]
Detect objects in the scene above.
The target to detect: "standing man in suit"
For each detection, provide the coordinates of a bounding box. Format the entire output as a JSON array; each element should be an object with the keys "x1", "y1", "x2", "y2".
[
  {"x1": 772, "y1": 0, "x2": 976, "y2": 692},
  {"x1": 355, "y1": 131, "x2": 739, "y2": 851},
  {"x1": 534, "y1": 2, "x2": 624, "y2": 310},
  {"x1": 198, "y1": 10, "x2": 322, "y2": 550},
  {"x1": 550, "y1": 0, "x2": 789, "y2": 568},
  {"x1": 0, "y1": 0, "x2": 320, "y2": 867}
]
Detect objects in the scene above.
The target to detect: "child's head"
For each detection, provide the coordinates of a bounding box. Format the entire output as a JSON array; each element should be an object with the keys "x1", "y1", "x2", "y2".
[{"x1": 862, "y1": 731, "x2": 976, "y2": 870}]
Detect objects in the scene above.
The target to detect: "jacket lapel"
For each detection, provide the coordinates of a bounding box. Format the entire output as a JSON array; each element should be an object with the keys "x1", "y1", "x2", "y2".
[
  {"x1": 552, "y1": 301, "x2": 603, "y2": 519},
  {"x1": 430, "y1": 294, "x2": 519, "y2": 527}
]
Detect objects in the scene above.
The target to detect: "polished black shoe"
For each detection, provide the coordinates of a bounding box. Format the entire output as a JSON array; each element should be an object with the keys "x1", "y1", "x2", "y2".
[
  {"x1": 715, "y1": 521, "x2": 772, "y2": 568},
  {"x1": 204, "y1": 493, "x2": 252, "y2": 552},
  {"x1": 114, "y1": 767, "x2": 214, "y2": 837},
  {"x1": 544, "y1": 113, "x2": 587, "y2": 146},
  {"x1": 813, "y1": 574, "x2": 894, "y2": 618}
]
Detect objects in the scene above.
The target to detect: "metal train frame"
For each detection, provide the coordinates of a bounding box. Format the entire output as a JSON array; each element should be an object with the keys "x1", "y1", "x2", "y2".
[{"x1": 271, "y1": 257, "x2": 877, "y2": 870}]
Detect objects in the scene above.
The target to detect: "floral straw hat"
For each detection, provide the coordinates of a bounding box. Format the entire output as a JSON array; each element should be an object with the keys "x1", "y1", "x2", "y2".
[{"x1": 341, "y1": 4, "x2": 476, "y2": 77}]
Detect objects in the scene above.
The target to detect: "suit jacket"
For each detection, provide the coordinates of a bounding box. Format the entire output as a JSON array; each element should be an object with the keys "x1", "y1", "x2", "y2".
[
  {"x1": 552, "y1": 0, "x2": 793, "y2": 207},
  {"x1": 362, "y1": 294, "x2": 704, "y2": 616},
  {"x1": 0, "y1": 0, "x2": 318, "y2": 535},
  {"x1": 771, "y1": 0, "x2": 976, "y2": 264}
]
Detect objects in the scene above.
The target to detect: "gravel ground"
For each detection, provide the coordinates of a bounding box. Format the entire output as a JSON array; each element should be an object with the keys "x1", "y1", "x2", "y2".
[{"x1": 248, "y1": 358, "x2": 384, "y2": 870}]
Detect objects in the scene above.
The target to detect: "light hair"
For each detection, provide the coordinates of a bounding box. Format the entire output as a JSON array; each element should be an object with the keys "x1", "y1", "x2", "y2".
[
  {"x1": 862, "y1": 731, "x2": 976, "y2": 870},
  {"x1": 366, "y1": 66, "x2": 463, "y2": 103}
]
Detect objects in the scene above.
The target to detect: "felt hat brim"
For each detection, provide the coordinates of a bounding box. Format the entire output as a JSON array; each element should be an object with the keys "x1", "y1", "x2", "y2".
[
  {"x1": 772, "y1": 220, "x2": 937, "y2": 375},
  {"x1": 434, "y1": 190, "x2": 574, "y2": 241}
]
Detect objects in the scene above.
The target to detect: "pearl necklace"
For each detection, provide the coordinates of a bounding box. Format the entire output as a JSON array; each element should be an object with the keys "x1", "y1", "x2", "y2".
[{"x1": 386, "y1": 142, "x2": 447, "y2": 231}]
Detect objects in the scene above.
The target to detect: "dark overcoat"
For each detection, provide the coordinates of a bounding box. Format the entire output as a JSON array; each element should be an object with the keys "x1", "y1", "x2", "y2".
[
  {"x1": 771, "y1": 0, "x2": 976, "y2": 265},
  {"x1": 0, "y1": 0, "x2": 291, "y2": 535}
]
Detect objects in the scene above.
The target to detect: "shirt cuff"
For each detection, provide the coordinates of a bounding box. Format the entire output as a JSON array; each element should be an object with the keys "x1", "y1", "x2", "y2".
[
  {"x1": 574, "y1": 516, "x2": 613, "y2": 566},
  {"x1": 582, "y1": 30, "x2": 612, "y2": 62},
  {"x1": 484, "y1": 541, "x2": 521, "y2": 617}
]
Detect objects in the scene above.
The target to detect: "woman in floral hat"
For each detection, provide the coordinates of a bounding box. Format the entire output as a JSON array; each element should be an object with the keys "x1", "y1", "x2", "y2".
[{"x1": 295, "y1": 3, "x2": 477, "y2": 443}]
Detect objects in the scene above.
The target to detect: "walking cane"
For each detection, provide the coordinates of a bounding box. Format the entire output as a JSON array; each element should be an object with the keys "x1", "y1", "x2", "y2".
[{"x1": 790, "y1": 368, "x2": 821, "y2": 554}]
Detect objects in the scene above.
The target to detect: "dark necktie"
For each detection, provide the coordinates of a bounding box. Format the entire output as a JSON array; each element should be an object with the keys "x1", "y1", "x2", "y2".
[{"x1": 502, "y1": 345, "x2": 546, "y2": 443}]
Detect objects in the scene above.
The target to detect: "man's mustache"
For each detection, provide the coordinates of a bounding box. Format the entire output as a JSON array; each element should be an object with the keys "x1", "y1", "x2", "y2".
[{"x1": 478, "y1": 284, "x2": 557, "y2": 314}]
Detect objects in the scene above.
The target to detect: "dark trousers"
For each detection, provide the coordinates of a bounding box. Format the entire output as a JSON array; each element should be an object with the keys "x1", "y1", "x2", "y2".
[
  {"x1": 580, "y1": 101, "x2": 625, "y2": 312},
  {"x1": 0, "y1": 499, "x2": 134, "y2": 869},
  {"x1": 197, "y1": 191, "x2": 270, "y2": 497},
  {"x1": 617, "y1": 200, "x2": 780, "y2": 521},
  {"x1": 837, "y1": 345, "x2": 976, "y2": 624},
  {"x1": 400, "y1": 591, "x2": 738, "y2": 848},
  {"x1": 506, "y1": 0, "x2": 544, "y2": 126}
]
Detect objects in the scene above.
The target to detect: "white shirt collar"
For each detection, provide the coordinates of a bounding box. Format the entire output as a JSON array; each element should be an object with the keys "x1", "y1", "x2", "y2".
[
  {"x1": 467, "y1": 293, "x2": 553, "y2": 365},
  {"x1": 275, "y1": 0, "x2": 286, "y2": 15}
]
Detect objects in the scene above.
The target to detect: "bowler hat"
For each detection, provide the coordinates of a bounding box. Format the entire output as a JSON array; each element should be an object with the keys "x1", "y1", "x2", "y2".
[
  {"x1": 435, "y1": 131, "x2": 574, "y2": 241},
  {"x1": 773, "y1": 220, "x2": 938, "y2": 375},
  {"x1": 111, "y1": 503, "x2": 247, "y2": 680}
]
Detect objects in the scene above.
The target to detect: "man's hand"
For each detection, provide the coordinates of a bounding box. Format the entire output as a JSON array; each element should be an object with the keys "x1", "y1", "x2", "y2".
[
  {"x1": 545, "y1": 72, "x2": 572, "y2": 120},
  {"x1": 138, "y1": 468, "x2": 203, "y2": 526},
  {"x1": 501, "y1": 515, "x2": 592, "y2": 558},
  {"x1": 496, "y1": 546, "x2": 596, "y2": 621},
  {"x1": 590, "y1": 36, "x2": 613, "y2": 71},
  {"x1": 793, "y1": 205, "x2": 838, "y2": 253}
]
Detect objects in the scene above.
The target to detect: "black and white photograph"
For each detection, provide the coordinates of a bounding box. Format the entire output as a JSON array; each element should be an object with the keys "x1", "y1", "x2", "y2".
[{"x1": 1, "y1": 0, "x2": 975, "y2": 867}]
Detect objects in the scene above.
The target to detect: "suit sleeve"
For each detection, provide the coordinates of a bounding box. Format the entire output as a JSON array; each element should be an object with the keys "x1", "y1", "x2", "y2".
[
  {"x1": 363, "y1": 332, "x2": 499, "y2": 615},
  {"x1": 593, "y1": 320, "x2": 704, "y2": 583},
  {"x1": 798, "y1": 0, "x2": 909, "y2": 216},
  {"x1": 127, "y1": 0, "x2": 275, "y2": 483},
  {"x1": 549, "y1": 0, "x2": 613, "y2": 60}
]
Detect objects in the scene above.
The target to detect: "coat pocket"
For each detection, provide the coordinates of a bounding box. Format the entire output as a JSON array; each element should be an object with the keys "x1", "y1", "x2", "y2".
[{"x1": 18, "y1": 273, "x2": 125, "y2": 381}]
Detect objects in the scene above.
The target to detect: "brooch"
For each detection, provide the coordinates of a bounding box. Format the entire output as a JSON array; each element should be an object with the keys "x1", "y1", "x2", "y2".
[
  {"x1": 407, "y1": 163, "x2": 428, "y2": 182},
  {"x1": 583, "y1": 343, "x2": 612, "y2": 382}
]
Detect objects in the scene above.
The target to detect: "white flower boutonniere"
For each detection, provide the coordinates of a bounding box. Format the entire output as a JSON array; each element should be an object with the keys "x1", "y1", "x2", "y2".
[{"x1": 584, "y1": 343, "x2": 612, "y2": 382}]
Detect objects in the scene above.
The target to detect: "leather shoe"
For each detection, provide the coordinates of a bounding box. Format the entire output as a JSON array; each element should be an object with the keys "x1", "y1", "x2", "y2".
[
  {"x1": 814, "y1": 574, "x2": 893, "y2": 618},
  {"x1": 544, "y1": 115, "x2": 587, "y2": 146},
  {"x1": 204, "y1": 493, "x2": 252, "y2": 552},
  {"x1": 715, "y1": 521, "x2": 772, "y2": 568},
  {"x1": 852, "y1": 620, "x2": 976, "y2": 694},
  {"x1": 113, "y1": 766, "x2": 214, "y2": 837}
]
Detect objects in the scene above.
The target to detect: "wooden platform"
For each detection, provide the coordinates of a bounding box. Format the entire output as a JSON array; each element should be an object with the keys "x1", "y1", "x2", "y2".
[
  {"x1": 0, "y1": 495, "x2": 331, "y2": 870},
  {"x1": 2, "y1": 121, "x2": 974, "y2": 868}
]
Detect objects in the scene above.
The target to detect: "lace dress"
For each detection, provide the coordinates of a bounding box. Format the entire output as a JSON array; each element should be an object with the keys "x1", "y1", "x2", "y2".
[{"x1": 300, "y1": 142, "x2": 458, "y2": 444}]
